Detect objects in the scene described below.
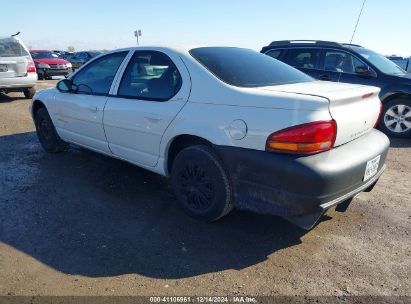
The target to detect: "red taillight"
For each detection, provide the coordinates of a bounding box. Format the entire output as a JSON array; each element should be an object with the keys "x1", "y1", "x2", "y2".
[
  {"x1": 374, "y1": 102, "x2": 382, "y2": 128},
  {"x1": 266, "y1": 120, "x2": 337, "y2": 154},
  {"x1": 27, "y1": 59, "x2": 36, "y2": 73}
]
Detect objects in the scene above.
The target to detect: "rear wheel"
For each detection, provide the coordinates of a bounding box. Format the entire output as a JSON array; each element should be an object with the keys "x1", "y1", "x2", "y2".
[
  {"x1": 379, "y1": 98, "x2": 411, "y2": 138},
  {"x1": 171, "y1": 145, "x2": 234, "y2": 221},
  {"x1": 34, "y1": 108, "x2": 68, "y2": 153},
  {"x1": 23, "y1": 87, "x2": 36, "y2": 99}
]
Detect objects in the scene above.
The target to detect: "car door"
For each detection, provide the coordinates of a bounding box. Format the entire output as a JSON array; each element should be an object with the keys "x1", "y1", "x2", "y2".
[
  {"x1": 54, "y1": 51, "x2": 128, "y2": 153},
  {"x1": 282, "y1": 48, "x2": 325, "y2": 79},
  {"x1": 103, "y1": 50, "x2": 191, "y2": 167},
  {"x1": 316, "y1": 48, "x2": 348, "y2": 82}
]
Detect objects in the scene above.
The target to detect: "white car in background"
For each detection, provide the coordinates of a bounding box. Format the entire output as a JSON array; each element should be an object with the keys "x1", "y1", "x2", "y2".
[
  {"x1": 30, "y1": 46, "x2": 389, "y2": 230},
  {"x1": 0, "y1": 35, "x2": 37, "y2": 98}
]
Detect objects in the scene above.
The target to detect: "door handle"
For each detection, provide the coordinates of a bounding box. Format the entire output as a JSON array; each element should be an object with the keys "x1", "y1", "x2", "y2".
[
  {"x1": 319, "y1": 74, "x2": 330, "y2": 80},
  {"x1": 88, "y1": 106, "x2": 98, "y2": 113}
]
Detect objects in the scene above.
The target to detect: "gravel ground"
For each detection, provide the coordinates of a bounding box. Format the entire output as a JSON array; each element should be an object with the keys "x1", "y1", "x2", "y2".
[{"x1": 0, "y1": 80, "x2": 410, "y2": 297}]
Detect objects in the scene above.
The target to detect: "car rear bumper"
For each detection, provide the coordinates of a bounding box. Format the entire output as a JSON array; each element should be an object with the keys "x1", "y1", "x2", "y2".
[
  {"x1": 0, "y1": 73, "x2": 37, "y2": 89},
  {"x1": 215, "y1": 129, "x2": 390, "y2": 229},
  {"x1": 37, "y1": 68, "x2": 72, "y2": 77}
]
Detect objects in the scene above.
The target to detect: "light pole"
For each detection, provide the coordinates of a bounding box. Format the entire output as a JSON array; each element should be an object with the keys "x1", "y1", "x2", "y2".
[{"x1": 134, "y1": 30, "x2": 142, "y2": 45}]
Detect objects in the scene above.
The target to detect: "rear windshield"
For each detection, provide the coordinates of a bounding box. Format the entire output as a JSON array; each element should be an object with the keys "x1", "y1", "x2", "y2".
[
  {"x1": 0, "y1": 37, "x2": 29, "y2": 57},
  {"x1": 190, "y1": 47, "x2": 313, "y2": 87}
]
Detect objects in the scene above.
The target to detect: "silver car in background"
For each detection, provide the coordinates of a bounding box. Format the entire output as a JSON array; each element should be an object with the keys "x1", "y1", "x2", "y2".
[{"x1": 0, "y1": 35, "x2": 37, "y2": 98}]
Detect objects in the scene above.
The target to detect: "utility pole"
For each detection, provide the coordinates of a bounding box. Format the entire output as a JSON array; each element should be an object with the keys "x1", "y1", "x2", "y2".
[{"x1": 134, "y1": 30, "x2": 142, "y2": 45}]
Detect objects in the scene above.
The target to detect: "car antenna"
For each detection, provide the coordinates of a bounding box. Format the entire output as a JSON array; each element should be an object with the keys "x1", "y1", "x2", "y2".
[
  {"x1": 11, "y1": 32, "x2": 20, "y2": 37},
  {"x1": 338, "y1": 0, "x2": 367, "y2": 83},
  {"x1": 349, "y1": 0, "x2": 367, "y2": 46}
]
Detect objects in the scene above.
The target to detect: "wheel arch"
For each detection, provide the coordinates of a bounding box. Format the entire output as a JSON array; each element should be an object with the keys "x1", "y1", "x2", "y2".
[
  {"x1": 165, "y1": 134, "x2": 213, "y2": 175},
  {"x1": 31, "y1": 99, "x2": 46, "y2": 117},
  {"x1": 381, "y1": 92, "x2": 411, "y2": 104}
]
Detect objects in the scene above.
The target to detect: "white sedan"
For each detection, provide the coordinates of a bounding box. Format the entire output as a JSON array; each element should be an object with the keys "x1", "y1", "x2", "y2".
[{"x1": 30, "y1": 46, "x2": 389, "y2": 229}]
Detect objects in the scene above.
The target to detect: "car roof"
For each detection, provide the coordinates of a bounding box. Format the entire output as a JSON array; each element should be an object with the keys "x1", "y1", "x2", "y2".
[
  {"x1": 264, "y1": 40, "x2": 363, "y2": 49},
  {"x1": 104, "y1": 45, "x2": 255, "y2": 57}
]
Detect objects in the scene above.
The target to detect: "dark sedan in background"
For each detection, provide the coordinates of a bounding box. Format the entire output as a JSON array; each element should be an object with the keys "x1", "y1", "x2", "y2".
[{"x1": 67, "y1": 51, "x2": 102, "y2": 70}]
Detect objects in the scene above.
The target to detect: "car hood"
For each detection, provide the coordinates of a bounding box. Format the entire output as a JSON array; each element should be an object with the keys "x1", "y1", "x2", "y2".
[{"x1": 33, "y1": 58, "x2": 68, "y2": 65}]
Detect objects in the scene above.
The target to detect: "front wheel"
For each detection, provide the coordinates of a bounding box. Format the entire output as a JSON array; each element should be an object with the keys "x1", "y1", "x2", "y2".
[
  {"x1": 171, "y1": 145, "x2": 234, "y2": 221},
  {"x1": 379, "y1": 98, "x2": 411, "y2": 138},
  {"x1": 34, "y1": 108, "x2": 68, "y2": 153}
]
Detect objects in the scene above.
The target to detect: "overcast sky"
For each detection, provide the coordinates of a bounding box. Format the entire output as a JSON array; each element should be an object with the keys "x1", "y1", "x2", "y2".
[{"x1": 3, "y1": 0, "x2": 411, "y2": 56}]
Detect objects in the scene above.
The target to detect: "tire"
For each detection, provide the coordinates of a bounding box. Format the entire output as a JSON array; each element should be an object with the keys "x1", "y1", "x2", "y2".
[
  {"x1": 171, "y1": 145, "x2": 234, "y2": 221},
  {"x1": 38, "y1": 74, "x2": 44, "y2": 80},
  {"x1": 34, "y1": 108, "x2": 68, "y2": 153},
  {"x1": 23, "y1": 87, "x2": 36, "y2": 99},
  {"x1": 379, "y1": 98, "x2": 411, "y2": 138}
]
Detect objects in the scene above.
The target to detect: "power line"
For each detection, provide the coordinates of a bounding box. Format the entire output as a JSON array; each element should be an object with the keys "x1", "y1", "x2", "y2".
[{"x1": 350, "y1": 0, "x2": 367, "y2": 44}]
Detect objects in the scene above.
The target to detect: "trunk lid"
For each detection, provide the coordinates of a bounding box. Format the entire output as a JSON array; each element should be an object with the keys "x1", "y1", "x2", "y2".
[
  {"x1": 0, "y1": 56, "x2": 29, "y2": 78},
  {"x1": 259, "y1": 81, "x2": 381, "y2": 146}
]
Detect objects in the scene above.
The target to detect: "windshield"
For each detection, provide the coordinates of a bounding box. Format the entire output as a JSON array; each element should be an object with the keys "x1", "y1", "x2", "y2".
[
  {"x1": 190, "y1": 47, "x2": 313, "y2": 87},
  {"x1": 0, "y1": 37, "x2": 29, "y2": 57},
  {"x1": 352, "y1": 47, "x2": 406, "y2": 75},
  {"x1": 30, "y1": 51, "x2": 58, "y2": 59}
]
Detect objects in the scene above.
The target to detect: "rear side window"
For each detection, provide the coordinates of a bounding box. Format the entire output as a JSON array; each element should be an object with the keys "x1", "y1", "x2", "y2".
[
  {"x1": 118, "y1": 51, "x2": 182, "y2": 101},
  {"x1": 72, "y1": 52, "x2": 127, "y2": 94},
  {"x1": 265, "y1": 50, "x2": 282, "y2": 59},
  {"x1": 284, "y1": 48, "x2": 320, "y2": 69},
  {"x1": 190, "y1": 47, "x2": 312, "y2": 87},
  {"x1": 0, "y1": 38, "x2": 29, "y2": 57}
]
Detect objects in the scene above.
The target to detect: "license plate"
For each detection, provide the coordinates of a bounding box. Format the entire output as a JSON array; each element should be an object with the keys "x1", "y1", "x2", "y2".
[
  {"x1": 364, "y1": 155, "x2": 380, "y2": 181},
  {"x1": 0, "y1": 64, "x2": 7, "y2": 72}
]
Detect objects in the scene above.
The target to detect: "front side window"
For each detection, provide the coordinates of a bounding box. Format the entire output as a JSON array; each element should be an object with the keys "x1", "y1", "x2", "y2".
[
  {"x1": 323, "y1": 50, "x2": 369, "y2": 74},
  {"x1": 118, "y1": 51, "x2": 182, "y2": 100},
  {"x1": 190, "y1": 47, "x2": 312, "y2": 88},
  {"x1": 323, "y1": 50, "x2": 373, "y2": 74},
  {"x1": 72, "y1": 51, "x2": 127, "y2": 94},
  {"x1": 284, "y1": 48, "x2": 320, "y2": 69}
]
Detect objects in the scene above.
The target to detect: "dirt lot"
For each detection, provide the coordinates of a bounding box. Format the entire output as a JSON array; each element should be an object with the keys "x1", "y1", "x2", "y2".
[{"x1": 0, "y1": 80, "x2": 410, "y2": 297}]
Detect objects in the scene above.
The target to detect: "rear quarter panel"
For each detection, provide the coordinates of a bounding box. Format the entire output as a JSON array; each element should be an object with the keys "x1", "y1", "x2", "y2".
[{"x1": 158, "y1": 101, "x2": 332, "y2": 175}]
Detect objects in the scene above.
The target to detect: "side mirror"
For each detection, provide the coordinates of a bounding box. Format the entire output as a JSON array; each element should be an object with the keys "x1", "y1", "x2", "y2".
[
  {"x1": 57, "y1": 79, "x2": 76, "y2": 92},
  {"x1": 355, "y1": 66, "x2": 373, "y2": 77}
]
